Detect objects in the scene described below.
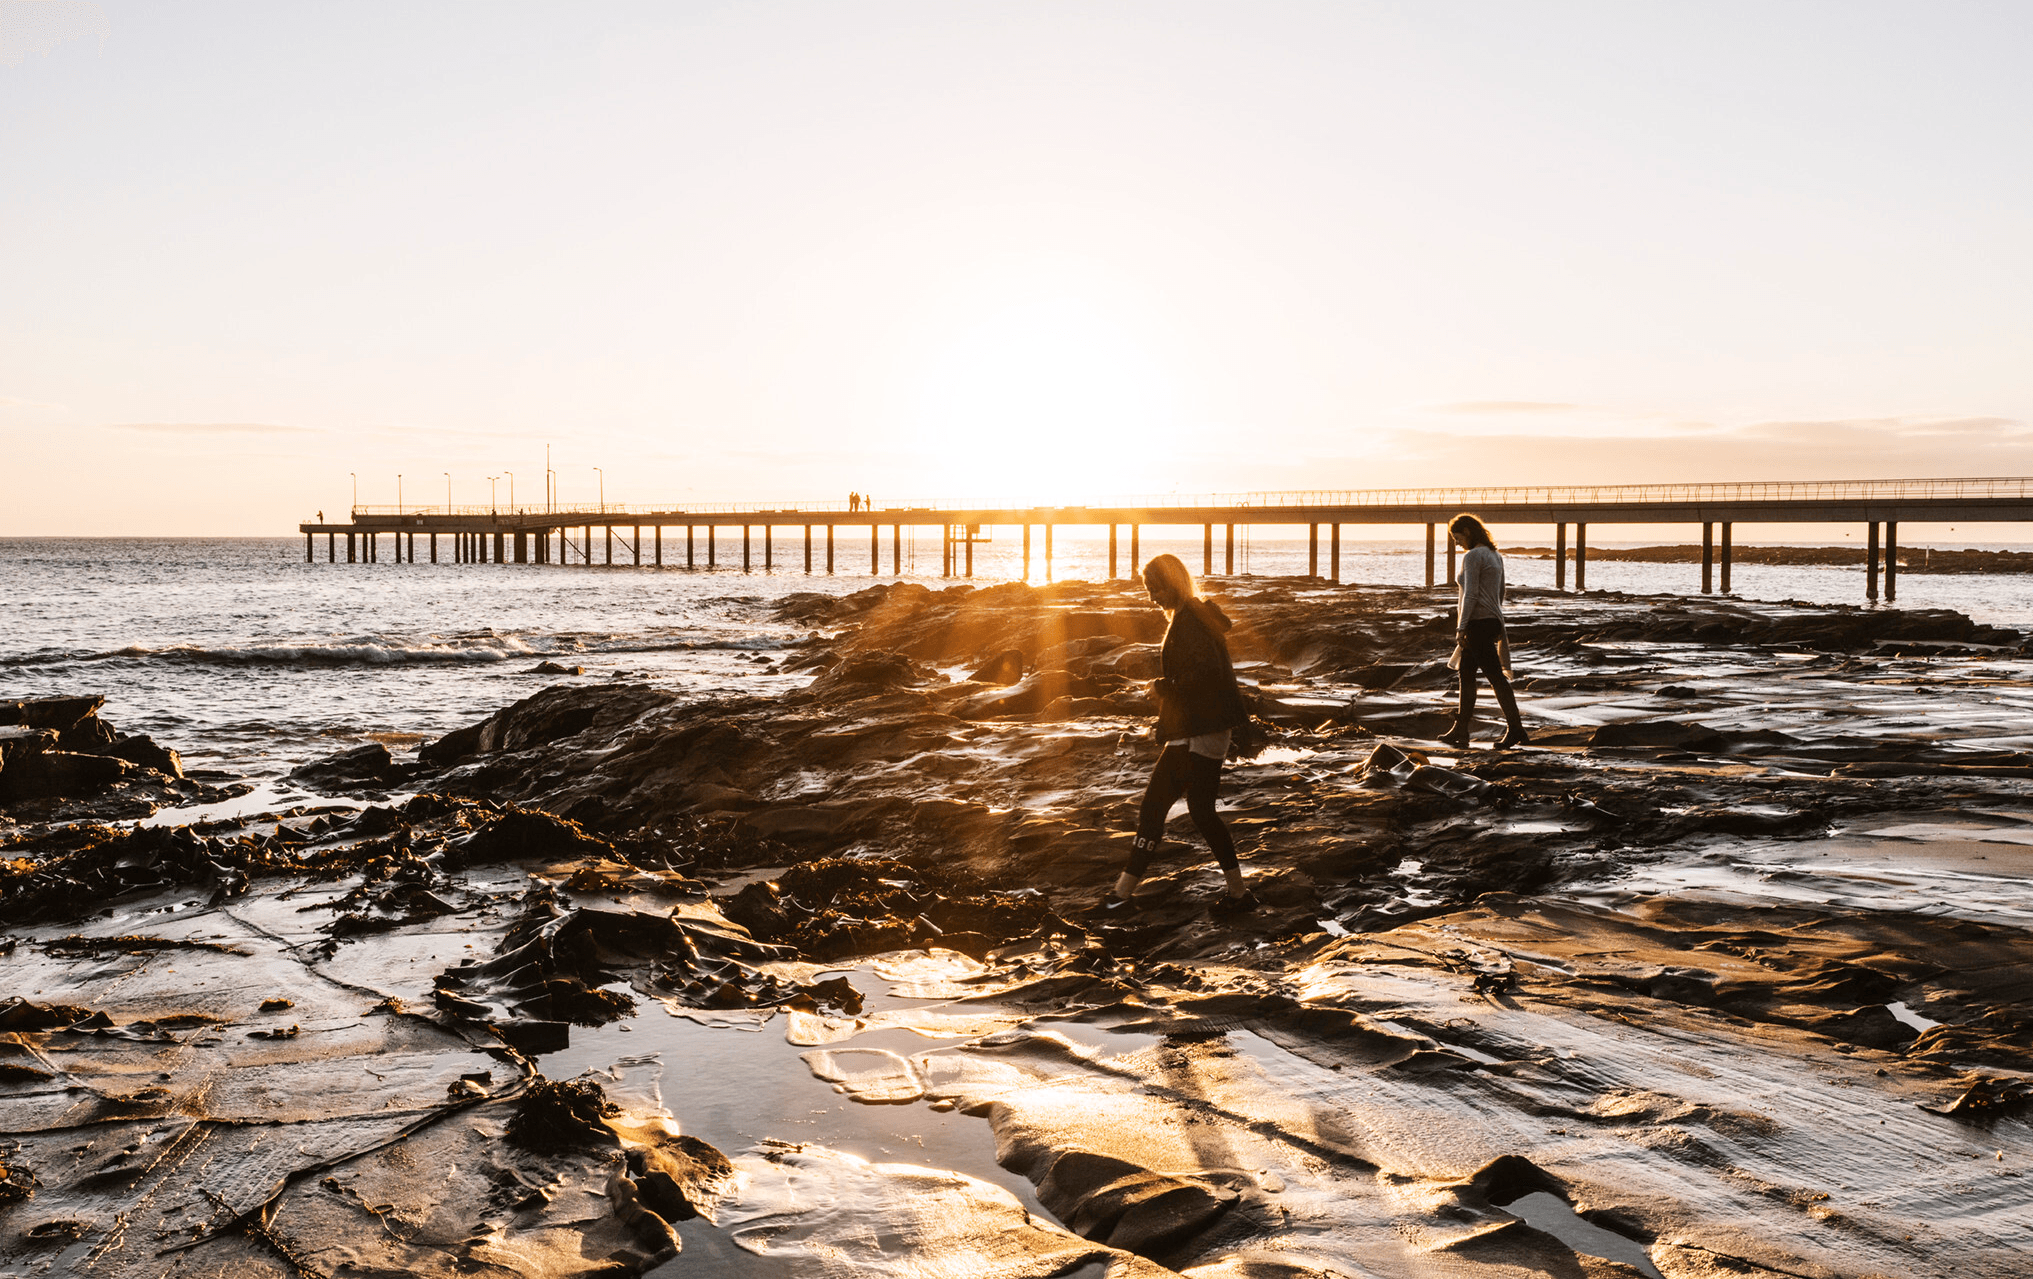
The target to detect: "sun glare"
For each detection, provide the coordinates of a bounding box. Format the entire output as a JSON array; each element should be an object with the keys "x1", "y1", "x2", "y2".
[{"x1": 908, "y1": 296, "x2": 1179, "y2": 501}]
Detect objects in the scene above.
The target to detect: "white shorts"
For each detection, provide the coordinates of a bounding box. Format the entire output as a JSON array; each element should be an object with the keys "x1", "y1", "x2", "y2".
[{"x1": 1165, "y1": 730, "x2": 1232, "y2": 760}]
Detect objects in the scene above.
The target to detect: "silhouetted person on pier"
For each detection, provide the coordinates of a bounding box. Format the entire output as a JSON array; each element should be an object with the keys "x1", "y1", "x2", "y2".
[
  {"x1": 849, "y1": 492, "x2": 860, "y2": 512},
  {"x1": 1438, "y1": 513, "x2": 1527, "y2": 750},
  {"x1": 1100, "y1": 554, "x2": 1256, "y2": 915}
]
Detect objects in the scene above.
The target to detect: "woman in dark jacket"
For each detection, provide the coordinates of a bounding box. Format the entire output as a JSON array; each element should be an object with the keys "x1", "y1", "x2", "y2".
[
  {"x1": 1100, "y1": 553, "x2": 1256, "y2": 915},
  {"x1": 1438, "y1": 513, "x2": 1527, "y2": 750}
]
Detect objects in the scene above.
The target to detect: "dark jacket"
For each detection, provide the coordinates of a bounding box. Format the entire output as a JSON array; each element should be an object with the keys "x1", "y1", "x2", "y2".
[{"x1": 1152, "y1": 598, "x2": 1251, "y2": 741}]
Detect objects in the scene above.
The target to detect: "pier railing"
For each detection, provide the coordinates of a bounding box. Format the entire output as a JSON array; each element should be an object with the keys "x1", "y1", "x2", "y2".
[{"x1": 343, "y1": 476, "x2": 2033, "y2": 520}]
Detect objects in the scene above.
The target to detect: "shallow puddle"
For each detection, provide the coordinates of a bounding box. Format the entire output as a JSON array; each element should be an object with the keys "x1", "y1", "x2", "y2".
[
  {"x1": 1247, "y1": 745, "x2": 1318, "y2": 766},
  {"x1": 537, "y1": 961, "x2": 1064, "y2": 1227},
  {"x1": 1497, "y1": 1191, "x2": 1664, "y2": 1278},
  {"x1": 137, "y1": 780, "x2": 334, "y2": 827}
]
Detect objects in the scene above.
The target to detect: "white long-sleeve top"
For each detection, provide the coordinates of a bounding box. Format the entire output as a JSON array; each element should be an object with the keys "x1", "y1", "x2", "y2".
[{"x1": 1456, "y1": 544, "x2": 1506, "y2": 630}]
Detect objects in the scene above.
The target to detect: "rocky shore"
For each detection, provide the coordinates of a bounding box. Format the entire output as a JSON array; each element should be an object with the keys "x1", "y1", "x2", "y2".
[{"x1": 5, "y1": 578, "x2": 2033, "y2": 1277}]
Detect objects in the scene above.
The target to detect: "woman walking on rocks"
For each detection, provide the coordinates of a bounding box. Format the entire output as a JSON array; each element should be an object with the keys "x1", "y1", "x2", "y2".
[
  {"x1": 1438, "y1": 513, "x2": 1528, "y2": 750},
  {"x1": 1100, "y1": 553, "x2": 1256, "y2": 915}
]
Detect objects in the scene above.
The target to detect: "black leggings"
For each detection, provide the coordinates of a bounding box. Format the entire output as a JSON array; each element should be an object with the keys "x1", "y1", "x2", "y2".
[
  {"x1": 1457, "y1": 617, "x2": 1521, "y2": 728},
  {"x1": 1128, "y1": 745, "x2": 1239, "y2": 877}
]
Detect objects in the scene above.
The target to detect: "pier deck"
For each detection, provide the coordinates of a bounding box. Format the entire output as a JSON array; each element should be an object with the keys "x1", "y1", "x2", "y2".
[{"x1": 301, "y1": 476, "x2": 2033, "y2": 601}]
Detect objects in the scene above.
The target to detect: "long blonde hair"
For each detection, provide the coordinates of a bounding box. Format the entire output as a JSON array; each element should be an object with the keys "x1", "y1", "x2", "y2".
[{"x1": 1141, "y1": 553, "x2": 1197, "y2": 606}]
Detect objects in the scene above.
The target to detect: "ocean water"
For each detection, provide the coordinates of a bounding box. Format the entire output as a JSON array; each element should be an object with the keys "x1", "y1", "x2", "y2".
[{"x1": 4, "y1": 535, "x2": 2030, "y2": 782}]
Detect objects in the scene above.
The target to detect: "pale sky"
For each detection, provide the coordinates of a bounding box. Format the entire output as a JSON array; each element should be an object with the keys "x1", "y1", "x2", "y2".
[{"x1": 4, "y1": 1, "x2": 2031, "y2": 534}]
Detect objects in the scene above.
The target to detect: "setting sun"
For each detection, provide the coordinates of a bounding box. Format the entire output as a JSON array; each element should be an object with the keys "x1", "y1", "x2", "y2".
[{"x1": 906, "y1": 291, "x2": 1181, "y2": 499}]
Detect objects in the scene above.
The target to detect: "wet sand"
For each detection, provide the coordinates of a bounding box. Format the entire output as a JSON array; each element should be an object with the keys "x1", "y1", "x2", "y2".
[{"x1": 4, "y1": 578, "x2": 2032, "y2": 1277}]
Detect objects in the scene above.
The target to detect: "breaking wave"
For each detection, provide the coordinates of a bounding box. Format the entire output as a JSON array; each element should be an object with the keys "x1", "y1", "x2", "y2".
[{"x1": 4, "y1": 635, "x2": 540, "y2": 668}]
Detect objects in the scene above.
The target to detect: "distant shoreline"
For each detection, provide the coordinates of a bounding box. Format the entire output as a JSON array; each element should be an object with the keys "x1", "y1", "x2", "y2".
[{"x1": 1511, "y1": 544, "x2": 2033, "y2": 573}]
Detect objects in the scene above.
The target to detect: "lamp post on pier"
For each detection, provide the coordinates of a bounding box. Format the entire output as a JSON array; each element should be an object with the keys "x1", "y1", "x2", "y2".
[
  {"x1": 396, "y1": 475, "x2": 402, "y2": 514},
  {"x1": 443, "y1": 473, "x2": 451, "y2": 513},
  {"x1": 488, "y1": 475, "x2": 499, "y2": 514},
  {"x1": 594, "y1": 467, "x2": 604, "y2": 513},
  {"x1": 350, "y1": 472, "x2": 357, "y2": 512}
]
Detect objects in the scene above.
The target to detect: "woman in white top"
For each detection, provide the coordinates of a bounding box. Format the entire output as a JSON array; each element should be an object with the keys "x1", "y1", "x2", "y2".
[{"x1": 1438, "y1": 513, "x2": 1527, "y2": 749}]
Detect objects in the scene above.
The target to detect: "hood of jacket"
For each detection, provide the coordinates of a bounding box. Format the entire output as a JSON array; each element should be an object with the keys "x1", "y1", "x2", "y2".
[{"x1": 1182, "y1": 598, "x2": 1234, "y2": 634}]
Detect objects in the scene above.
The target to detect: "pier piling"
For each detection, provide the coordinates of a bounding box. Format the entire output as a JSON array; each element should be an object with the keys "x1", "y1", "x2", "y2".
[
  {"x1": 1885, "y1": 522, "x2": 1898, "y2": 601},
  {"x1": 1308, "y1": 523, "x2": 1318, "y2": 578},
  {"x1": 1130, "y1": 525, "x2": 1139, "y2": 574},
  {"x1": 1720, "y1": 523, "x2": 1732, "y2": 593},
  {"x1": 1701, "y1": 523, "x2": 1714, "y2": 594},
  {"x1": 1225, "y1": 523, "x2": 1235, "y2": 575},
  {"x1": 1424, "y1": 524, "x2": 1434, "y2": 586},
  {"x1": 893, "y1": 524, "x2": 901, "y2": 577},
  {"x1": 1867, "y1": 522, "x2": 1880, "y2": 601},
  {"x1": 1555, "y1": 523, "x2": 1566, "y2": 589},
  {"x1": 1203, "y1": 524, "x2": 1212, "y2": 577},
  {"x1": 1576, "y1": 524, "x2": 1588, "y2": 590},
  {"x1": 1108, "y1": 524, "x2": 1117, "y2": 579}
]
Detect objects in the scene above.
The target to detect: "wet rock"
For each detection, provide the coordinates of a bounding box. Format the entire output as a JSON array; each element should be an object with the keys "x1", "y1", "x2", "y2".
[
  {"x1": 627, "y1": 1136, "x2": 733, "y2": 1222},
  {"x1": 720, "y1": 859, "x2": 1054, "y2": 962},
  {"x1": 287, "y1": 742, "x2": 407, "y2": 790},
  {"x1": 806, "y1": 650, "x2": 935, "y2": 702},
  {"x1": 1590, "y1": 721, "x2": 1727, "y2": 752},
  {"x1": 0, "y1": 725, "x2": 57, "y2": 771},
  {"x1": 530, "y1": 660, "x2": 585, "y2": 675},
  {"x1": 1032, "y1": 1149, "x2": 1237, "y2": 1256},
  {"x1": 1349, "y1": 662, "x2": 1415, "y2": 689},
  {"x1": 507, "y1": 1078, "x2": 619, "y2": 1152},
  {"x1": 532, "y1": 976, "x2": 637, "y2": 1026},
  {"x1": 0, "y1": 750, "x2": 143, "y2": 803},
  {"x1": 968, "y1": 649, "x2": 1026, "y2": 685},
  {"x1": 1922, "y1": 1074, "x2": 2033, "y2": 1120},
  {"x1": 0, "y1": 999, "x2": 95, "y2": 1031},
  {"x1": 420, "y1": 683, "x2": 679, "y2": 767},
  {"x1": 494, "y1": 1019, "x2": 571, "y2": 1055},
  {"x1": 1090, "y1": 643, "x2": 1162, "y2": 680},
  {"x1": 0, "y1": 1153, "x2": 35, "y2": 1204},
  {"x1": 1034, "y1": 634, "x2": 1128, "y2": 672},
  {"x1": 955, "y1": 669, "x2": 1115, "y2": 719},
  {"x1": 449, "y1": 808, "x2": 613, "y2": 863},
  {"x1": 105, "y1": 733, "x2": 183, "y2": 778},
  {"x1": 56, "y1": 713, "x2": 116, "y2": 753},
  {"x1": 0, "y1": 695, "x2": 106, "y2": 734}
]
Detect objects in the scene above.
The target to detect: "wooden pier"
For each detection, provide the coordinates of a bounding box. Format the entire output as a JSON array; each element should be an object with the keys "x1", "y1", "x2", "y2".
[{"x1": 300, "y1": 476, "x2": 2033, "y2": 601}]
